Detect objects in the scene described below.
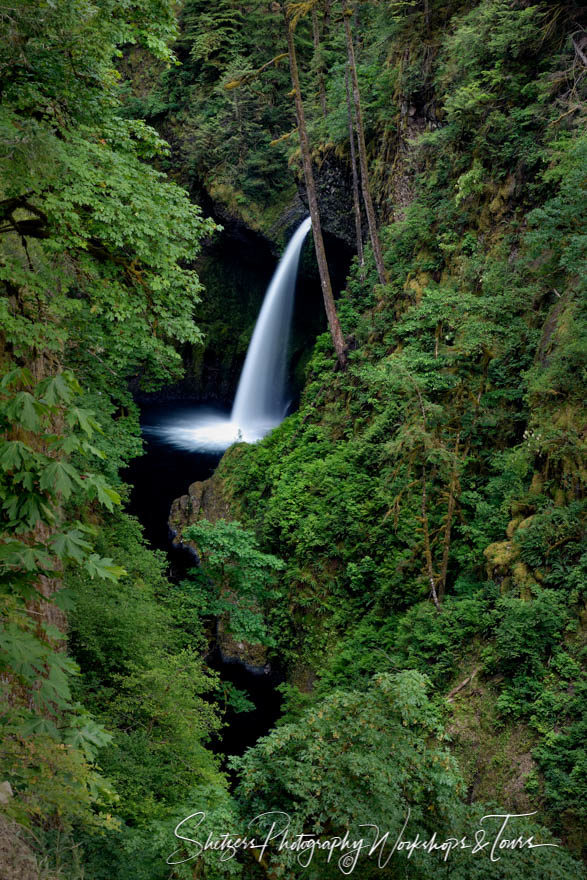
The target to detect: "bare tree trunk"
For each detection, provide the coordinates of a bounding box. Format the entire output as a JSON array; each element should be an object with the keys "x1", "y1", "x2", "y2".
[
  {"x1": 421, "y1": 467, "x2": 441, "y2": 612},
  {"x1": 283, "y1": 6, "x2": 347, "y2": 368},
  {"x1": 343, "y1": 4, "x2": 387, "y2": 285},
  {"x1": 438, "y1": 435, "x2": 459, "y2": 601},
  {"x1": 423, "y1": 0, "x2": 430, "y2": 33},
  {"x1": 345, "y1": 65, "x2": 364, "y2": 271},
  {"x1": 438, "y1": 437, "x2": 468, "y2": 600},
  {"x1": 311, "y1": 7, "x2": 328, "y2": 118}
]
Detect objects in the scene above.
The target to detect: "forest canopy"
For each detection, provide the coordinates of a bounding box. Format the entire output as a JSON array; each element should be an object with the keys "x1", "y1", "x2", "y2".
[{"x1": 0, "y1": 1, "x2": 585, "y2": 878}]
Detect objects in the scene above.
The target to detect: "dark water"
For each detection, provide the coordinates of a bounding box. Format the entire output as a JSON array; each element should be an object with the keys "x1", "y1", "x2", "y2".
[
  {"x1": 123, "y1": 402, "x2": 226, "y2": 554},
  {"x1": 122, "y1": 401, "x2": 283, "y2": 757},
  {"x1": 207, "y1": 647, "x2": 283, "y2": 758}
]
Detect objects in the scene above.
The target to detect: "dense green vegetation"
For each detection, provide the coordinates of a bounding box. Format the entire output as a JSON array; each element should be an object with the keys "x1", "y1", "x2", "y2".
[
  {"x1": 1, "y1": 0, "x2": 585, "y2": 878},
  {"x1": 0, "y1": 1, "x2": 228, "y2": 875}
]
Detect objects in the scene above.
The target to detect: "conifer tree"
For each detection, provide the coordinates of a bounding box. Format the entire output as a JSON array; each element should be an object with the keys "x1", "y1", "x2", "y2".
[
  {"x1": 282, "y1": 2, "x2": 347, "y2": 367},
  {"x1": 345, "y1": 65, "x2": 365, "y2": 271},
  {"x1": 343, "y1": 2, "x2": 387, "y2": 284},
  {"x1": 311, "y1": 4, "x2": 328, "y2": 117}
]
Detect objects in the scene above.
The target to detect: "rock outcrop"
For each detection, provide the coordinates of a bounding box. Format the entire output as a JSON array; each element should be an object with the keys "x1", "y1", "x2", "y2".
[
  {"x1": 168, "y1": 471, "x2": 233, "y2": 557},
  {"x1": 168, "y1": 470, "x2": 269, "y2": 671}
]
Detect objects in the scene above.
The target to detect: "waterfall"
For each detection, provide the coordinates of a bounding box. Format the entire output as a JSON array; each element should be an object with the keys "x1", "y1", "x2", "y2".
[
  {"x1": 231, "y1": 216, "x2": 311, "y2": 434},
  {"x1": 146, "y1": 217, "x2": 311, "y2": 452}
]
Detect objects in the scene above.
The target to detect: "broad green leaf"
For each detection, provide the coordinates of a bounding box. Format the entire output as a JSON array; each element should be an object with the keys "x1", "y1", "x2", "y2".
[
  {"x1": 6, "y1": 392, "x2": 44, "y2": 431},
  {"x1": 38, "y1": 373, "x2": 75, "y2": 405},
  {"x1": 85, "y1": 554, "x2": 126, "y2": 581},
  {"x1": 0, "y1": 625, "x2": 47, "y2": 679},
  {"x1": 85, "y1": 475, "x2": 121, "y2": 511},
  {"x1": 37, "y1": 664, "x2": 72, "y2": 710},
  {"x1": 63, "y1": 717, "x2": 113, "y2": 761},
  {"x1": 0, "y1": 441, "x2": 34, "y2": 472},
  {"x1": 41, "y1": 623, "x2": 66, "y2": 642},
  {"x1": 0, "y1": 367, "x2": 33, "y2": 390},
  {"x1": 51, "y1": 529, "x2": 92, "y2": 562},
  {"x1": 0, "y1": 541, "x2": 53, "y2": 572},
  {"x1": 66, "y1": 407, "x2": 101, "y2": 436},
  {"x1": 18, "y1": 717, "x2": 60, "y2": 739},
  {"x1": 40, "y1": 460, "x2": 82, "y2": 499},
  {"x1": 52, "y1": 588, "x2": 76, "y2": 611}
]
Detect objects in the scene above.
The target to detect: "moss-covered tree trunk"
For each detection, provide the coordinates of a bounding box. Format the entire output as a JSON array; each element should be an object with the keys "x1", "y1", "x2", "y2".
[
  {"x1": 345, "y1": 66, "x2": 364, "y2": 271},
  {"x1": 283, "y1": 5, "x2": 347, "y2": 368},
  {"x1": 311, "y1": 6, "x2": 328, "y2": 117},
  {"x1": 343, "y1": 4, "x2": 387, "y2": 285}
]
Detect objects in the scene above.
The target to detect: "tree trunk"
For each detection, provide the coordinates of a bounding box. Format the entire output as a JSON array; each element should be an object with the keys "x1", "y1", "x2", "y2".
[
  {"x1": 323, "y1": 0, "x2": 332, "y2": 30},
  {"x1": 343, "y1": 4, "x2": 387, "y2": 285},
  {"x1": 345, "y1": 66, "x2": 364, "y2": 271},
  {"x1": 283, "y1": 6, "x2": 347, "y2": 368},
  {"x1": 311, "y1": 7, "x2": 328, "y2": 118},
  {"x1": 438, "y1": 436, "x2": 468, "y2": 601},
  {"x1": 421, "y1": 467, "x2": 441, "y2": 612},
  {"x1": 424, "y1": 0, "x2": 431, "y2": 34}
]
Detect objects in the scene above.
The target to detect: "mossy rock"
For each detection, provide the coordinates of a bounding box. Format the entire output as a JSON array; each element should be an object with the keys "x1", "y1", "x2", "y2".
[
  {"x1": 404, "y1": 271, "x2": 430, "y2": 302},
  {"x1": 168, "y1": 472, "x2": 233, "y2": 555},
  {"x1": 484, "y1": 540, "x2": 517, "y2": 570},
  {"x1": 512, "y1": 562, "x2": 538, "y2": 599},
  {"x1": 506, "y1": 516, "x2": 523, "y2": 538},
  {"x1": 529, "y1": 472, "x2": 544, "y2": 496},
  {"x1": 447, "y1": 666, "x2": 538, "y2": 816},
  {"x1": 217, "y1": 614, "x2": 268, "y2": 669}
]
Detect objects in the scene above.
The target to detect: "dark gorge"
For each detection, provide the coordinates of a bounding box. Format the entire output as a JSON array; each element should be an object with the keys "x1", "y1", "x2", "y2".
[
  {"x1": 0, "y1": 2, "x2": 585, "y2": 879},
  {"x1": 124, "y1": 219, "x2": 351, "y2": 760}
]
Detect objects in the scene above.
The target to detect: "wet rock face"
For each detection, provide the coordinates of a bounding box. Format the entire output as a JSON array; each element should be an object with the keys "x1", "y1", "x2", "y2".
[
  {"x1": 216, "y1": 618, "x2": 269, "y2": 670},
  {"x1": 195, "y1": 154, "x2": 359, "y2": 253},
  {"x1": 298, "y1": 153, "x2": 363, "y2": 249},
  {"x1": 168, "y1": 472, "x2": 232, "y2": 556}
]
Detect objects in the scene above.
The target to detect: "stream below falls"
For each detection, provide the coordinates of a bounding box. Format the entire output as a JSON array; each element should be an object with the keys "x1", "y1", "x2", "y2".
[
  {"x1": 121, "y1": 222, "x2": 350, "y2": 761},
  {"x1": 123, "y1": 400, "x2": 283, "y2": 759}
]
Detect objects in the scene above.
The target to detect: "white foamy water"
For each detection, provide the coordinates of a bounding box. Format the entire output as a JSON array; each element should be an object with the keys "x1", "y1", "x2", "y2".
[
  {"x1": 147, "y1": 218, "x2": 311, "y2": 452},
  {"x1": 145, "y1": 414, "x2": 274, "y2": 452}
]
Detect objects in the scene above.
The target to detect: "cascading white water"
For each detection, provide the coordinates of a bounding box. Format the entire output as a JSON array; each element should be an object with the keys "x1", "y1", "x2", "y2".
[
  {"x1": 146, "y1": 217, "x2": 311, "y2": 452},
  {"x1": 231, "y1": 215, "x2": 312, "y2": 434}
]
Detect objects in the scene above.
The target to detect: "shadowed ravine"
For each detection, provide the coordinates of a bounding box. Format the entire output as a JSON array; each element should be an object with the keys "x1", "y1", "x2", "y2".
[
  {"x1": 123, "y1": 221, "x2": 316, "y2": 756},
  {"x1": 123, "y1": 404, "x2": 284, "y2": 758}
]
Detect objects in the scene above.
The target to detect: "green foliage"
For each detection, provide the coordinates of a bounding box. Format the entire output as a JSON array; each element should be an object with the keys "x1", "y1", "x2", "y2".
[
  {"x1": 208, "y1": 0, "x2": 585, "y2": 861},
  {"x1": 489, "y1": 590, "x2": 569, "y2": 675},
  {"x1": 529, "y1": 646, "x2": 587, "y2": 835},
  {"x1": 231, "y1": 668, "x2": 583, "y2": 879},
  {"x1": 394, "y1": 596, "x2": 488, "y2": 680},
  {"x1": 0, "y1": 368, "x2": 129, "y2": 838},
  {"x1": 0, "y1": 0, "x2": 218, "y2": 394},
  {"x1": 151, "y1": 0, "x2": 295, "y2": 226},
  {"x1": 66, "y1": 511, "x2": 231, "y2": 879},
  {"x1": 1, "y1": 0, "x2": 585, "y2": 875},
  {"x1": 183, "y1": 519, "x2": 284, "y2": 645},
  {"x1": 0, "y1": 0, "x2": 224, "y2": 873},
  {"x1": 526, "y1": 133, "x2": 587, "y2": 283},
  {"x1": 232, "y1": 670, "x2": 463, "y2": 878},
  {"x1": 423, "y1": 0, "x2": 555, "y2": 181}
]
